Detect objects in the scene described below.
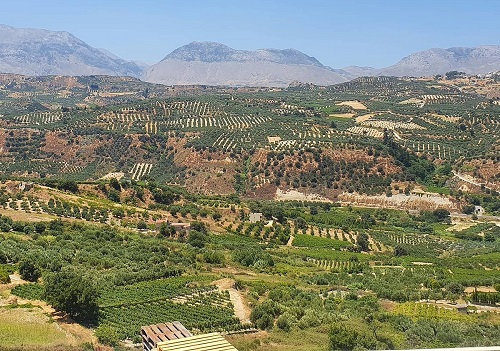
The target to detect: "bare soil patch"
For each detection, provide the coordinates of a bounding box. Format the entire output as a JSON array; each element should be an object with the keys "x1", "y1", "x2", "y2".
[
  {"x1": 336, "y1": 100, "x2": 367, "y2": 110},
  {"x1": 213, "y1": 278, "x2": 251, "y2": 324}
]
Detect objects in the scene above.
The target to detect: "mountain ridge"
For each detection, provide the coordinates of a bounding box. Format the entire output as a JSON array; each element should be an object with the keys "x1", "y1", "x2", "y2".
[
  {"x1": 0, "y1": 24, "x2": 499, "y2": 86},
  {"x1": 0, "y1": 24, "x2": 143, "y2": 77}
]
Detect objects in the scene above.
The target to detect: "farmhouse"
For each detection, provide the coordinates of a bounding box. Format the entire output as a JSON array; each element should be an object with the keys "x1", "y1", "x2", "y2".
[
  {"x1": 249, "y1": 212, "x2": 263, "y2": 223},
  {"x1": 170, "y1": 222, "x2": 191, "y2": 233}
]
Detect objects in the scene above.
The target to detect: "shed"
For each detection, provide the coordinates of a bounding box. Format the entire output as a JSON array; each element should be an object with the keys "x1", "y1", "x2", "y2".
[
  {"x1": 156, "y1": 332, "x2": 238, "y2": 351},
  {"x1": 141, "y1": 321, "x2": 192, "y2": 351}
]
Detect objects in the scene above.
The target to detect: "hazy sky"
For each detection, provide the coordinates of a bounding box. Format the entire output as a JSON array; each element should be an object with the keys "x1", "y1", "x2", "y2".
[{"x1": 1, "y1": 0, "x2": 499, "y2": 68}]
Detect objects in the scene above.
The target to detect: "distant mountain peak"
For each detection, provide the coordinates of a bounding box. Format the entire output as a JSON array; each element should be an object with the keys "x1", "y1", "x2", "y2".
[
  {"x1": 379, "y1": 45, "x2": 500, "y2": 76},
  {"x1": 162, "y1": 41, "x2": 324, "y2": 66},
  {"x1": 0, "y1": 24, "x2": 143, "y2": 77}
]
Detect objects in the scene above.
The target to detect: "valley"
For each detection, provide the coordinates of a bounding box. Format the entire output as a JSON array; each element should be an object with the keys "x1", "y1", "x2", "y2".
[{"x1": 0, "y1": 71, "x2": 498, "y2": 351}]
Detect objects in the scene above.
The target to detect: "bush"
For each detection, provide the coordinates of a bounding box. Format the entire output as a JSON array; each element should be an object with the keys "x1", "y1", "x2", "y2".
[
  {"x1": 188, "y1": 230, "x2": 208, "y2": 248},
  {"x1": 95, "y1": 325, "x2": 119, "y2": 346},
  {"x1": 59, "y1": 180, "x2": 78, "y2": 193},
  {"x1": 394, "y1": 245, "x2": 408, "y2": 257},
  {"x1": 34, "y1": 222, "x2": 46, "y2": 234},
  {"x1": 233, "y1": 247, "x2": 274, "y2": 268},
  {"x1": 251, "y1": 301, "x2": 280, "y2": 330},
  {"x1": 329, "y1": 323, "x2": 358, "y2": 351},
  {"x1": 137, "y1": 221, "x2": 147, "y2": 230},
  {"x1": 276, "y1": 312, "x2": 293, "y2": 331},
  {"x1": 203, "y1": 250, "x2": 224, "y2": 264},
  {"x1": 159, "y1": 222, "x2": 175, "y2": 237},
  {"x1": 0, "y1": 266, "x2": 10, "y2": 284}
]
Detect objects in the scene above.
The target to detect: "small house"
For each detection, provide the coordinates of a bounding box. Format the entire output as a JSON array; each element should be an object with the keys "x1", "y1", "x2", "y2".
[
  {"x1": 170, "y1": 222, "x2": 191, "y2": 233},
  {"x1": 249, "y1": 212, "x2": 263, "y2": 223},
  {"x1": 474, "y1": 206, "x2": 484, "y2": 216}
]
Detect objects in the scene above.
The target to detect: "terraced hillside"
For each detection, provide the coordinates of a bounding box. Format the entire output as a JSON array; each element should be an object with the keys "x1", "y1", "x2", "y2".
[{"x1": 0, "y1": 75, "x2": 498, "y2": 208}]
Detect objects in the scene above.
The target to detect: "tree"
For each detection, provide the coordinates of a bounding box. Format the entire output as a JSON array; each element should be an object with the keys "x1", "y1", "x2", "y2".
[
  {"x1": 137, "y1": 221, "x2": 147, "y2": 230},
  {"x1": 432, "y1": 209, "x2": 450, "y2": 223},
  {"x1": 59, "y1": 180, "x2": 78, "y2": 193},
  {"x1": 276, "y1": 313, "x2": 293, "y2": 331},
  {"x1": 44, "y1": 269, "x2": 99, "y2": 323},
  {"x1": 188, "y1": 230, "x2": 208, "y2": 248},
  {"x1": 329, "y1": 323, "x2": 358, "y2": 351},
  {"x1": 394, "y1": 245, "x2": 408, "y2": 257},
  {"x1": 357, "y1": 233, "x2": 370, "y2": 252},
  {"x1": 34, "y1": 222, "x2": 46, "y2": 234},
  {"x1": 159, "y1": 222, "x2": 175, "y2": 237},
  {"x1": 19, "y1": 256, "x2": 41, "y2": 282},
  {"x1": 109, "y1": 178, "x2": 121, "y2": 191}
]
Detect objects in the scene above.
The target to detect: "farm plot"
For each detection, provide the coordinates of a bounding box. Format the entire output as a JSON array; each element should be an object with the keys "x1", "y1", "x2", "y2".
[
  {"x1": 14, "y1": 111, "x2": 63, "y2": 125},
  {"x1": 360, "y1": 120, "x2": 425, "y2": 130},
  {"x1": 307, "y1": 257, "x2": 367, "y2": 273},
  {"x1": 130, "y1": 163, "x2": 153, "y2": 181},
  {"x1": 98, "y1": 277, "x2": 241, "y2": 340},
  {"x1": 346, "y1": 126, "x2": 384, "y2": 138}
]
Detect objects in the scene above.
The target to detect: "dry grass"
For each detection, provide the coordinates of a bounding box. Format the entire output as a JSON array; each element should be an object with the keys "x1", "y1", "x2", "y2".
[
  {"x1": 0, "y1": 308, "x2": 70, "y2": 347},
  {"x1": 329, "y1": 113, "x2": 355, "y2": 118},
  {"x1": 355, "y1": 113, "x2": 375, "y2": 123},
  {"x1": 336, "y1": 100, "x2": 367, "y2": 110}
]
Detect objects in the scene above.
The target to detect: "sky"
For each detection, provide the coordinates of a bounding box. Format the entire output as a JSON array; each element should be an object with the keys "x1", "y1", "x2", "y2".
[{"x1": 1, "y1": 0, "x2": 499, "y2": 68}]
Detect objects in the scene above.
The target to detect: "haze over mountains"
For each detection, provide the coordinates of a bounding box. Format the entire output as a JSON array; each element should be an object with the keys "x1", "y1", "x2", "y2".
[{"x1": 0, "y1": 24, "x2": 499, "y2": 87}]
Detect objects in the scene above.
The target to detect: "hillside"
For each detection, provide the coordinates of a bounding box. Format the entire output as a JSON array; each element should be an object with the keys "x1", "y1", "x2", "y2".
[
  {"x1": 144, "y1": 42, "x2": 350, "y2": 87},
  {"x1": 0, "y1": 24, "x2": 143, "y2": 77},
  {"x1": 0, "y1": 73, "x2": 498, "y2": 211}
]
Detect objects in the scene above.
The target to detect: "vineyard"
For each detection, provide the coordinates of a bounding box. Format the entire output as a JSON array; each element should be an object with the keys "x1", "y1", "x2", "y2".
[{"x1": 98, "y1": 277, "x2": 242, "y2": 340}]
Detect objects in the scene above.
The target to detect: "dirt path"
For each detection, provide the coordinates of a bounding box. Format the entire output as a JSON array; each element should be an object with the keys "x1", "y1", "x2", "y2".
[
  {"x1": 213, "y1": 278, "x2": 251, "y2": 324},
  {"x1": 453, "y1": 171, "x2": 494, "y2": 191}
]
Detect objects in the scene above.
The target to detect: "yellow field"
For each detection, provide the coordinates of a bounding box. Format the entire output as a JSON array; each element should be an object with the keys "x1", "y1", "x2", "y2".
[
  {"x1": 336, "y1": 100, "x2": 367, "y2": 110},
  {"x1": 329, "y1": 113, "x2": 355, "y2": 118},
  {"x1": 355, "y1": 113, "x2": 374, "y2": 123}
]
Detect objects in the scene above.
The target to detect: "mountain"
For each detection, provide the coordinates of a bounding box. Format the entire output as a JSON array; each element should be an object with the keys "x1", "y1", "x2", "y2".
[
  {"x1": 144, "y1": 42, "x2": 350, "y2": 87},
  {"x1": 377, "y1": 46, "x2": 500, "y2": 77},
  {"x1": 0, "y1": 24, "x2": 143, "y2": 77}
]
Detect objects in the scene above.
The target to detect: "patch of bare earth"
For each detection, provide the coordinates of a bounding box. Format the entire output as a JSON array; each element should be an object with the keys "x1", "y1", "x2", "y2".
[{"x1": 213, "y1": 278, "x2": 251, "y2": 324}]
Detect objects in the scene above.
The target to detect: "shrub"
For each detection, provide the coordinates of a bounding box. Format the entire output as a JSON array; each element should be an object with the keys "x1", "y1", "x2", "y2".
[
  {"x1": 95, "y1": 325, "x2": 119, "y2": 346},
  {"x1": 203, "y1": 250, "x2": 224, "y2": 264},
  {"x1": 159, "y1": 222, "x2": 175, "y2": 237},
  {"x1": 188, "y1": 230, "x2": 208, "y2": 248},
  {"x1": 329, "y1": 323, "x2": 358, "y2": 351},
  {"x1": 394, "y1": 245, "x2": 408, "y2": 257},
  {"x1": 276, "y1": 312, "x2": 293, "y2": 331},
  {"x1": 0, "y1": 266, "x2": 10, "y2": 284},
  {"x1": 137, "y1": 221, "x2": 147, "y2": 230}
]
